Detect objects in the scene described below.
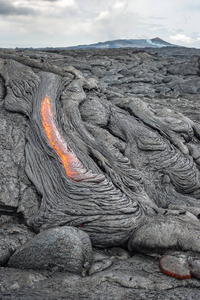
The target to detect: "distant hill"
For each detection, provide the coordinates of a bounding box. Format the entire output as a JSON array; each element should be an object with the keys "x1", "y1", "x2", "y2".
[
  {"x1": 66, "y1": 37, "x2": 175, "y2": 49},
  {"x1": 36, "y1": 37, "x2": 177, "y2": 51}
]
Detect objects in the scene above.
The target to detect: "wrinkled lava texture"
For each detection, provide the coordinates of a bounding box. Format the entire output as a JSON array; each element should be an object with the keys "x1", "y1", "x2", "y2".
[{"x1": 1, "y1": 46, "x2": 200, "y2": 299}]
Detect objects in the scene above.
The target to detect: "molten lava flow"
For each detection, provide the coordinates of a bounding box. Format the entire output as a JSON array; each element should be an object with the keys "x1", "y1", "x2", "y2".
[{"x1": 41, "y1": 96, "x2": 94, "y2": 181}]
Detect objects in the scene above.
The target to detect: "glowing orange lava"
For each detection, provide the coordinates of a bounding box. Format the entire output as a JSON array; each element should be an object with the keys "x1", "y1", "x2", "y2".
[
  {"x1": 159, "y1": 261, "x2": 192, "y2": 279},
  {"x1": 41, "y1": 96, "x2": 90, "y2": 181}
]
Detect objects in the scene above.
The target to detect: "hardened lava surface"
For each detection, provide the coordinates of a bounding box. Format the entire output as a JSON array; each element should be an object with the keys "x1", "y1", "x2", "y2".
[{"x1": 1, "y1": 46, "x2": 200, "y2": 299}]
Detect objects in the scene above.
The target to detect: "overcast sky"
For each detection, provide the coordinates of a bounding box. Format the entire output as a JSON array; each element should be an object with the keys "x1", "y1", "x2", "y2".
[{"x1": 1, "y1": 0, "x2": 200, "y2": 48}]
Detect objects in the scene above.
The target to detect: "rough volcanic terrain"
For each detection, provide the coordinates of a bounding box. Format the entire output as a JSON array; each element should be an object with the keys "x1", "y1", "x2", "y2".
[{"x1": 1, "y1": 46, "x2": 200, "y2": 299}]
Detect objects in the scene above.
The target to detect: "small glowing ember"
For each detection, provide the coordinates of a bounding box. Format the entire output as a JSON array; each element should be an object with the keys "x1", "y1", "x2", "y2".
[
  {"x1": 159, "y1": 263, "x2": 191, "y2": 279},
  {"x1": 159, "y1": 256, "x2": 192, "y2": 279},
  {"x1": 41, "y1": 96, "x2": 92, "y2": 181}
]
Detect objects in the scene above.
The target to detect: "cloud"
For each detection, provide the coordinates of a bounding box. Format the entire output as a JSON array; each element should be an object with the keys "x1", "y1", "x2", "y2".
[
  {"x1": 0, "y1": 0, "x2": 78, "y2": 17},
  {"x1": 149, "y1": 16, "x2": 167, "y2": 20},
  {"x1": 95, "y1": 10, "x2": 110, "y2": 21},
  {"x1": 72, "y1": 0, "x2": 139, "y2": 42},
  {"x1": 113, "y1": 1, "x2": 126, "y2": 9},
  {"x1": 170, "y1": 34, "x2": 194, "y2": 44},
  {"x1": 1, "y1": 0, "x2": 200, "y2": 49},
  {"x1": 0, "y1": 0, "x2": 35, "y2": 15}
]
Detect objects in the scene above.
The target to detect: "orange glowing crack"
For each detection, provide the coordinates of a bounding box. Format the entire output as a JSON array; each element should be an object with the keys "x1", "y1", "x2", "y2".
[{"x1": 41, "y1": 96, "x2": 94, "y2": 181}]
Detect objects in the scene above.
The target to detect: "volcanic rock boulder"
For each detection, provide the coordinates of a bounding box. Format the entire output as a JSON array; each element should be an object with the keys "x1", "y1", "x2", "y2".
[
  {"x1": 8, "y1": 226, "x2": 93, "y2": 275},
  {"x1": 0, "y1": 224, "x2": 35, "y2": 266}
]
